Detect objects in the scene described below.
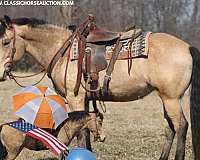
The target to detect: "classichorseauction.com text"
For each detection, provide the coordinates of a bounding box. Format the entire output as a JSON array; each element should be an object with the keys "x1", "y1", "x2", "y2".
[{"x1": 0, "y1": 0, "x2": 74, "y2": 6}]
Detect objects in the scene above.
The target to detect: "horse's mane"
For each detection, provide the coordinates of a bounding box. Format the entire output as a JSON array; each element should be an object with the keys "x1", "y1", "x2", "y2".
[
  {"x1": 11, "y1": 17, "x2": 74, "y2": 32},
  {"x1": 12, "y1": 17, "x2": 47, "y2": 27}
]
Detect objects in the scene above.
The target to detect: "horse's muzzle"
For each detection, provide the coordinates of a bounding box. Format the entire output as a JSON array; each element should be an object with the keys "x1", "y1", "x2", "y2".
[{"x1": 94, "y1": 134, "x2": 106, "y2": 142}]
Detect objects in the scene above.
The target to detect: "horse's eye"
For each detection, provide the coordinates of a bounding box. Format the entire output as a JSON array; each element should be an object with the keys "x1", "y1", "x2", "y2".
[{"x1": 2, "y1": 38, "x2": 11, "y2": 47}]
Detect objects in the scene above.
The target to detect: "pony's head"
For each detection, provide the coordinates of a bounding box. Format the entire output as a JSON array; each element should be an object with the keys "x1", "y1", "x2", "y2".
[
  {"x1": 88, "y1": 112, "x2": 106, "y2": 142},
  {"x1": 0, "y1": 15, "x2": 26, "y2": 81}
]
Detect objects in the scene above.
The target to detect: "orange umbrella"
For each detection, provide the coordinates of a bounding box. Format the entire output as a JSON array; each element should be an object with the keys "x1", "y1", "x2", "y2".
[{"x1": 13, "y1": 85, "x2": 68, "y2": 129}]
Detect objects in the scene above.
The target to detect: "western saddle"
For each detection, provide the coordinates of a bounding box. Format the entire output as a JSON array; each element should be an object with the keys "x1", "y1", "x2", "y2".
[
  {"x1": 48, "y1": 15, "x2": 142, "y2": 99},
  {"x1": 87, "y1": 26, "x2": 141, "y2": 43},
  {"x1": 86, "y1": 27, "x2": 120, "y2": 43},
  {"x1": 81, "y1": 16, "x2": 142, "y2": 97}
]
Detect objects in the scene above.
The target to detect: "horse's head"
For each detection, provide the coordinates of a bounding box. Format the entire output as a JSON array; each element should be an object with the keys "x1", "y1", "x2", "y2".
[
  {"x1": 0, "y1": 15, "x2": 25, "y2": 81},
  {"x1": 87, "y1": 112, "x2": 106, "y2": 142}
]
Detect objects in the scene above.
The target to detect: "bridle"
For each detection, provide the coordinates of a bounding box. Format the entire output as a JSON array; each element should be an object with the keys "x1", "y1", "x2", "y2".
[
  {"x1": 2, "y1": 15, "x2": 95, "y2": 92},
  {"x1": 47, "y1": 15, "x2": 95, "y2": 97},
  {"x1": 2, "y1": 16, "x2": 106, "y2": 118},
  {"x1": 2, "y1": 23, "x2": 47, "y2": 87},
  {"x1": 3, "y1": 23, "x2": 16, "y2": 77}
]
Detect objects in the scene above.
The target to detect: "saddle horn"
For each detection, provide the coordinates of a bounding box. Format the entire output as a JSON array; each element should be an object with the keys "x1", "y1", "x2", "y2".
[{"x1": 67, "y1": 24, "x2": 77, "y2": 33}]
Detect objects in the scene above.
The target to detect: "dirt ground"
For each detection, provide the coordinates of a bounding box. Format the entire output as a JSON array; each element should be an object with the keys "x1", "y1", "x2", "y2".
[{"x1": 0, "y1": 73, "x2": 193, "y2": 160}]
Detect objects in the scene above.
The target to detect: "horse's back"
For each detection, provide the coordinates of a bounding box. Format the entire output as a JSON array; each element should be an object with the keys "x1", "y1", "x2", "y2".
[
  {"x1": 150, "y1": 32, "x2": 188, "y2": 44},
  {"x1": 147, "y1": 32, "x2": 192, "y2": 98}
]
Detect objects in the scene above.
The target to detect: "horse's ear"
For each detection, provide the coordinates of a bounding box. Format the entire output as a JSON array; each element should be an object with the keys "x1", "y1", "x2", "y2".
[
  {"x1": 4, "y1": 15, "x2": 12, "y2": 26},
  {"x1": 0, "y1": 20, "x2": 6, "y2": 28},
  {"x1": 0, "y1": 20, "x2": 6, "y2": 35}
]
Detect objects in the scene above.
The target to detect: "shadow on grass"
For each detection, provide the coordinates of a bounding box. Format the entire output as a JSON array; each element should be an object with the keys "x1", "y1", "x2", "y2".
[{"x1": 37, "y1": 158, "x2": 58, "y2": 160}]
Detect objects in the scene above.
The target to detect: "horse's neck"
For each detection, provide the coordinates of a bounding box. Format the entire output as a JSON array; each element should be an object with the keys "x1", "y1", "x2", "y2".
[{"x1": 17, "y1": 25, "x2": 71, "y2": 69}]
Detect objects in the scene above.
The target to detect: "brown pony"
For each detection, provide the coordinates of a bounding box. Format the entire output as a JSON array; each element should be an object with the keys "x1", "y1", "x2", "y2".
[
  {"x1": 0, "y1": 15, "x2": 199, "y2": 160},
  {"x1": 0, "y1": 111, "x2": 105, "y2": 160}
]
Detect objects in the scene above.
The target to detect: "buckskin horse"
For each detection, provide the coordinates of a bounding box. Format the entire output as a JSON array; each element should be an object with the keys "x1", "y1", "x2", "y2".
[{"x1": 0, "y1": 15, "x2": 199, "y2": 160}]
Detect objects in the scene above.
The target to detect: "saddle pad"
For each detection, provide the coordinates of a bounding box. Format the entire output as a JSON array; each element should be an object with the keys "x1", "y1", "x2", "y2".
[{"x1": 105, "y1": 32, "x2": 152, "y2": 60}]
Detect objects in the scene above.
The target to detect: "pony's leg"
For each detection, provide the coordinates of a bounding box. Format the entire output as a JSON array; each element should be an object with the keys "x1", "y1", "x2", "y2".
[
  {"x1": 3, "y1": 145, "x2": 23, "y2": 160},
  {"x1": 160, "y1": 97, "x2": 188, "y2": 160},
  {"x1": 159, "y1": 110, "x2": 175, "y2": 160},
  {"x1": 5, "y1": 153, "x2": 18, "y2": 160},
  {"x1": 0, "y1": 136, "x2": 7, "y2": 159},
  {"x1": 76, "y1": 99, "x2": 92, "y2": 151},
  {"x1": 1, "y1": 126, "x2": 24, "y2": 160},
  {"x1": 77, "y1": 129, "x2": 92, "y2": 151},
  {"x1": 65, "y1": 92, "x2": 92, "y2": 151}
]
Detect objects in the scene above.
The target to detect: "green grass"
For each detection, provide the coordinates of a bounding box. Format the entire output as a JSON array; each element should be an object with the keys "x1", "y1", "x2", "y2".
[{"x1": 0, "y1": 74, "x2": 193, "y2": 160}]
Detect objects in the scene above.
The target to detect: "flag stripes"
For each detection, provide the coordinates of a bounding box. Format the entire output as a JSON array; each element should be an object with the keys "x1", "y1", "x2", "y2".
[
  {"x1": 28, "y1": 128, "x2": 67, "y2": 155},
  {"x1": 37, "y1": 128, "x2": 67, "y2": 150},
  {"x1": 8, "y1": 120, "x2": 68, "y2": 156}
]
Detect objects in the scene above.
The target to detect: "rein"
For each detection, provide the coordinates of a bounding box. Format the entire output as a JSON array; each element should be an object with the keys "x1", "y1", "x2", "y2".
[
  {"x1": 4, "y1": 15, "x2": 95, "y2": 92},
  {"x1": 3, "y1": 23, "x2": 47, "y2": 87},
  {"x1": 47, "y1": 15, "x2": 95, "y2": 96},
  {"x1": 4, "y1": 15, "x2": 106, "y2": 116},
  {"x1": 8, "y1": 70, "x2": 47, "y2": 87},
  {"x1": 4, "y1": 24, "x2": 16, "y2": 75}
]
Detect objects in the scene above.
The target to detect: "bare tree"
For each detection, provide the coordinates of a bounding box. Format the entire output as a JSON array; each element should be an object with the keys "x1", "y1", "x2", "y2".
[{"x1": 1, "y1": 0, "x2": 200, "y2": 70}]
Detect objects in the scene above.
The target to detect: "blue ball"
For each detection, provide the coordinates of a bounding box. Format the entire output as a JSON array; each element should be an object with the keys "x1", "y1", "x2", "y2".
[{"x1": 66, "y1": 148, "x2": 96, "y2": 160}]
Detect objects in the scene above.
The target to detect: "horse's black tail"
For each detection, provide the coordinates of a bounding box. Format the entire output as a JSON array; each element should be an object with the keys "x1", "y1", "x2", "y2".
[
  {"x1": 0, "y1": 124, "x2": 7, "y2": 160},
  {"x1": 190, "y1": 46, "x2": 200, "y2": 159}
]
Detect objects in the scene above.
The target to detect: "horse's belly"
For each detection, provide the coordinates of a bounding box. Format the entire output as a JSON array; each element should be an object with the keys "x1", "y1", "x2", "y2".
[
  {"x1": 97, "y1": 59, "x2": 154, "y2": 101},
  {"x1": 104, "y1": 86, "x2": 153, "y2": 102},
  {"x1": 99, "y1": 77, "x2": 154, "y2": 102},
  {"x1": 25, "y1": 136, "x2": 48, "y2": 151}
]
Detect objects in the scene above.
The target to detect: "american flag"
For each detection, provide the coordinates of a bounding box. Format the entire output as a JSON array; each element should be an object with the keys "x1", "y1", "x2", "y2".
[{"x1": 8, "y1": 119, "x2": 68, "y2": 156}]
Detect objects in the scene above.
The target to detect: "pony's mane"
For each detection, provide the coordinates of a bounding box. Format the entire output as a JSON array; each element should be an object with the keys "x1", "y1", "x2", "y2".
[
  {"x1": 67, "y1": 111, "x2": 89, "y2": 122},
  {"x1": 56, "y1": 111, "x2": 90, "y2": 130}
]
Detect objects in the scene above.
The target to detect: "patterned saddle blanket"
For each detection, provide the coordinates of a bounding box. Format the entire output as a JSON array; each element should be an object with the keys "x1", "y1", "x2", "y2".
[
  {"x1": 71, "y1": 30, "x2": 152, "y2": 72},
  {"x1": 105, "y1": 31, "x2": 151, "y2": 59}
]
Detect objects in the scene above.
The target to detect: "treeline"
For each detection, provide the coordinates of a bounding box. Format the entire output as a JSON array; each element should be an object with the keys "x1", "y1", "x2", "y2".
[{"x1": 0, "y1": 0, "x2": 200, "y2": 71}]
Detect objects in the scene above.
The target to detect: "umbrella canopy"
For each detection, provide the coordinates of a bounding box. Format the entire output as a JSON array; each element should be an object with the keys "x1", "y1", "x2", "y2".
[{"x1": 13, "y1": 85, "x2": 68, "y2": 129}]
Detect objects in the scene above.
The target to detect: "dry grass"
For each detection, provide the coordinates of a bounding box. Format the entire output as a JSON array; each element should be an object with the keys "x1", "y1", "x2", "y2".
[{"x1": 0, "y1": 73, "x2": 193, "y2": 160}]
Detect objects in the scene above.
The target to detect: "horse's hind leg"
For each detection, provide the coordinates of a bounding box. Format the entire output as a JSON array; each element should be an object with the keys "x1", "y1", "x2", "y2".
[
  {"x1": 159, "y1": 110, "x2": 175, "y2": 160},
  {"x1": 160, "y1": 97, "x2": 188, "y2": 160},
  {"x1": 174, "y1": 111, "x2": 188, "y2": 160}
]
